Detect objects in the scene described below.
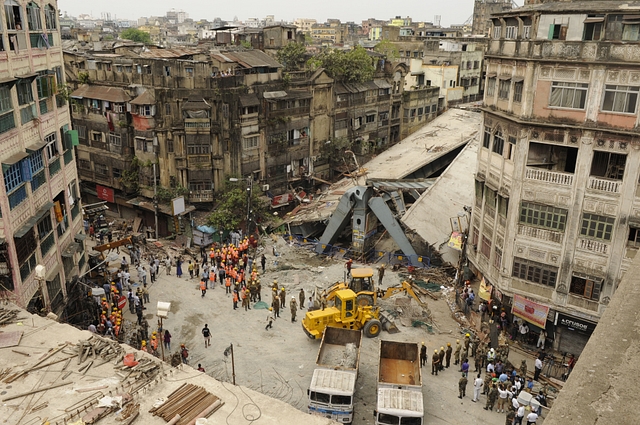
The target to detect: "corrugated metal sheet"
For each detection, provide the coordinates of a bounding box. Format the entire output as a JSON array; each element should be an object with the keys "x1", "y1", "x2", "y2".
[
  {"x1": 239, "y1": 94, "x2": 260, "y2": 107},
  {"x1": 70, "y1": 85, "x2": 131, "y2": 103},
  {"x1": 374, "y1": 79, "x2": 393, "y2": 89},
  {"x1": 212, "y1": 50, "x2": 282, "y2": 69},
  {"x1": 139, "y1": 47, "x2": 203, "y2": 59}
]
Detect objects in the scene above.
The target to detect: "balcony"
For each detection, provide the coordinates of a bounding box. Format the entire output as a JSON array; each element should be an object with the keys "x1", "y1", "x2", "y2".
[
  {"x1": 187, "y1": 154, "x2": 212, "y2": 168},
  {"x1": 40, "y1": 233, "x2": 55, "y2": 257},
  {"x1": 588, "y1": 177, "x2": 620, "y2": 194},
  {"x1": 64, "y1": 150, "x2": 74, "y2": 165},
  {"x1": 578, "y1": 238, "x2": 609, "y2": 255},
  {"x1": 567, "y1": 294, "x2": 599, "y2": 312},
  {"x1": 71, "y1": 203, "x2": 81, "y2": 221},
  {"x1": 488, "y1": 39, "x2": 640, "y2": 65},
  {"x1": 185, "y1": 118, "x2": 211, "y2": 134},
  {"x1": 517, "y1": 224, "x2": 564, "y2": 244},
  {"x1": 525, "y1": 167, "x2": 574, "y2": 186},
  {"x1": 189, "y1": 190, "x2": 214, "y2": 203},
  {"x1": 175, "y1": 158, "x2": 187, "y2": 169},
  {"x1": 48, "y1": 158, "x2": 61, "y2": 178}
]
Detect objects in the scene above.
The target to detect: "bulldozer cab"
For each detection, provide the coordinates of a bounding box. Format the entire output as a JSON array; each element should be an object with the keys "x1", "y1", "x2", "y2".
[
  {"x1": 334, "y1": 290, "x2": 356, "y2": 323},
  {"x1": 349, "y1": 268, "x2": 374, "y2": 293}
]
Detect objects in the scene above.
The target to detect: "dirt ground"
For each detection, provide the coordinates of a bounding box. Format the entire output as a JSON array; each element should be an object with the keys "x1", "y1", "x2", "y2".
[{"x1": 103, "y1": 235, "x2": 537, "y2": 425}]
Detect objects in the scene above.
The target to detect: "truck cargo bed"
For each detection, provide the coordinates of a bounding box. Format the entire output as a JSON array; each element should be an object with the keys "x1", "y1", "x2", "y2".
[{"x1": 379, "y1": 358, "x2": 418, "y2": 385}]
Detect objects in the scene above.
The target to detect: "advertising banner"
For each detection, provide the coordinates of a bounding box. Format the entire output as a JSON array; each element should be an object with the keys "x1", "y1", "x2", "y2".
[{"x1": 512, "y1": 294, "x2": 549, "y2": 328}]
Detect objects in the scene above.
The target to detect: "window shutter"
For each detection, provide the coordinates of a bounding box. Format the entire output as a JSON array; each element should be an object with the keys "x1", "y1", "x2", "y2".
[{"x1": 548, "y1": 24, "x2": 555, "y2": 40}]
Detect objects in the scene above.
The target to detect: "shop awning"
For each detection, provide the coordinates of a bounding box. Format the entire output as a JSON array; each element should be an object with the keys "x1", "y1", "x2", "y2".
[{"x1": 512, "y1": 76, "x2": 525, "y2": 83}]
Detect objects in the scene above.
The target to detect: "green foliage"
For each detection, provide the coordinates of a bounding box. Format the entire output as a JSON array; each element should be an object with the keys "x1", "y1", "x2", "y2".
[
  {"x1": 156, "y1": 185, "x2": 189, "y2": 203},
  {"x1": 240, "y1": 40, "x2": 252, "y2": 49},
  {"x1": 78, "y1": 72, "x2": 90, "y2": 85},
  {"x1": 374, "y1": 40, "x2": 399, "y2": 61},
  {"x1": 120, "y1": 156, "x2": 140, "y2": 194},
  {"x1": 307, "y1": 46, "x2": 375, "y2": 83},
  {"x1": 207, "y1": 181, "x2": 269, "y2": 231},
  {"x1": 103, "y1": 34, "x2": 114, "y2": 41},
  {"x1": 120, "y1": 28, "x2": 151, "y2": 44},
  {"x1": 276, "y1": 42, "x2": 307, "y2": 72}
]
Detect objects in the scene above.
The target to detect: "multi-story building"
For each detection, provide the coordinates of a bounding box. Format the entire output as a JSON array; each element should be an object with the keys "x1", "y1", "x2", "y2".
[
  {"x1": 293, "y1": 18, "x2": 317, "y2": 35},
  {"x1": 472, "y1": 0, "x2": 512, "y2": 36},
  {"x1": 0, "y1": 0, "x2": 85, "y2": 314},
  {"x1": 470, "y1": 1, "x2": 640, "y2": 355},
  {"x1": 311, "y1": 23, "x2": 342, "y2": 46}
]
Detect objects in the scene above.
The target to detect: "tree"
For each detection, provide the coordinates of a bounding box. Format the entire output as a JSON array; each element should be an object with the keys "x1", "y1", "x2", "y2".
[
  {"x1": 276, "y1": 42, "x2": 307, "y2": 72},
  {"x1": 307, "y1": 46, "x2": 375, "y2": 83},
  {"x1": 120, "y1": 28, "x2": 151, "y2": 44},
  {"x1": 207, "y1": 182, "x2": 268, "y2": 232},
  {"x1": 374, "y1": 40, "x2": 399, "y2": 61}
]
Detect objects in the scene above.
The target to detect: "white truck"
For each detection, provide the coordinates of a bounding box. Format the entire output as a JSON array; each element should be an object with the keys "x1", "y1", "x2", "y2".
[
  {"x1": 375, "y1": 340, "x2": 424, "y2": 425},
  {"x1": 308, "y1": 327, "x2": 362, "y2": 424}
]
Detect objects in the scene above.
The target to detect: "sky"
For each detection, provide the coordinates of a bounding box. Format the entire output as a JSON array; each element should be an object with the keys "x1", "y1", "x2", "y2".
[{"x1": 57, "y1": 0, "x2": 476, "y2": 28}]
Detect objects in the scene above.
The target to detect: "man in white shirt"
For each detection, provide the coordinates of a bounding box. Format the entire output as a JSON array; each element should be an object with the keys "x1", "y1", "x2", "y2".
[
  {"x1": 472, "y1": 373, "x2": 483, "y2": 402},
  {"x1": 534, "y1": 357, "x2": 543, "y2": 381},
  {"x1": 514, "y1": 405, "x2": 526, "y2": 425},
  {"x1": 526, "y1": 411, "x2": 538, "y2": 424},
  {"x1": 487, "y1": 361, "x2": 495, "y2": 374}
]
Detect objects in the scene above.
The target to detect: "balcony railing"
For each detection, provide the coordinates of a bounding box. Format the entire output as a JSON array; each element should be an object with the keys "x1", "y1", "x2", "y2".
[
  {"x1": 517, "y1": 224, "x2": 564, "y2": 244},
  {"x1": 189, "y1": 190, "x2": 214, "y2": 203},
  {"x1": 578, "y1": 238, "x2": 609, "y2": 255},
  {"x1": 588, "y1": 176, "x2": 621, "y2": 194},
  {"x1": 71, "y1": 202, "x2": 81, "y2": 220},
  {"x1": 48, "y1": 157, "x2": 61, "y2": 177},
  {"x1": 525, "y1": 167, "x2": 574, "y2": 186},
  {"x1": 567, "y1": 294, "x2": 599, "y2": 312},
  {"x1": 64, "y1": 149, "x2": 74, "y2": 165},
  {"x1": 19, "y1": 254, "x2": 36, "y2": 282},
  {"x1": 40, "y1": 233, "x2": 55, "y2": 257}
]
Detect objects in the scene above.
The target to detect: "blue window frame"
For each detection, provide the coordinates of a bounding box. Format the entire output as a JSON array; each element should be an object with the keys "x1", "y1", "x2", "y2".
[
  {"x1": 4, "y1": 162, "x2": 23, "y2": 193},
  {"x1": 29, "y1": 150, "x2": 44, "y2": 174}
]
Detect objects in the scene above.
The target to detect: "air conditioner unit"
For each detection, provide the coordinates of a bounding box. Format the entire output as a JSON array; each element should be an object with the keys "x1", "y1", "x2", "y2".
[{"x1": 262, "y1": 184, "x2": 270, "y2": 191}]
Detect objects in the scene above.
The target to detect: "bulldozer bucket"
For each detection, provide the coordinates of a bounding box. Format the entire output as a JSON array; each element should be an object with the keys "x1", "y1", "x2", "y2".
[{"x1": 379, "y1": 310, "x2": 400, "y2": 334}]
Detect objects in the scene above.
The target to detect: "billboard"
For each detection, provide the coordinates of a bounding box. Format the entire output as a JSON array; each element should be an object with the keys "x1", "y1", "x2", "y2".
[
  {"x1": 96, "y1": 185, "x2": 115, "y2": 203},
  {"x1": 172, "y1": 196, "x2": 185, "y2": 216},
  {"x1": 512, "y1": 294, "x2": 549, "y2": 328}
]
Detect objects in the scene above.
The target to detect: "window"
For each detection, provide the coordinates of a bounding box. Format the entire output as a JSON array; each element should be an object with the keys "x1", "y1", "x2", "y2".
[
  {"x1": 37, "y1": 213, "x2": 52, "y2": 240},
  {"x1": 569, "y1": 275, "x2": 601, "y2": 301},
  {"x1": 505, "y1": 26, "x2": 516, "y2": 39},
  {"x1": 483, "y1": 126, "x2": 491, "y2": 149},
  {"x1": 138, "y1": 105, "x2": 153, "y2": 116},
  {"x1": 112, "y1": 168, "x2": 122, "y2": 178},
  {"x1": 485, "y1": 188, "x2": 497, "y2": 215},
  {"x1": 513, "y1": 82, "x2": 523, "y2": 103},
  {"x1": 3, "y1": 161, "x2": 23, "y2": 193},
  {"x1": 494, "y1": 247, "x2": 502, "y2": 269},
  {"x1": 492, "y1": 131, "x2": 504, "y2": 155},
  {"x1": 486, "y1": 78, "x2": 496, "y2": 97},
  {"x1": 493, "y1": 25, "x2": 502, "y2": 39},
  {"x1": 26, "y1": 2, "x2": 41, "y2": 31},
  {"x1": 0, "y1": 85, "x2": 15, "y2": 134},
  {"x1": 519, "y1": 202, "x2": 568, "y2": 231},
  {"x1": 91, "y1": 132, "x2": 103, "y2": 143},
  {"x1": 580, "y1": 213, "x2": 614, "y2": 241},
  {"x1": 167, "y1": 139, "x2": 174, "y2": 153},
  {"x1": 417, "y1": 107, "x2": 423, "y2": 116},
  {"x1": 629, "y1": 227, "x2": 640, "y2": 247},
  {"x1": 550, "y1": 82, "x2": 588, "y2": 109},
  {"x1": 498, "y1": 195, "x2": 509, "y2": 217},
  {"x1": 77, "y1": 125, "x2": 87, "y2": 140},
  {"x1": 44, "y1": 132, "x2": 58, "y2": 161},
  {"x1": 623, "y1": 23, "x2": 640, "y2": 41},
  {"x1": 583, "y1": 18, "x2": 603, "y2": 41},
  {"x1": 163, "y1": 66, "x2": 171, "y2": 77},
  {"x1": 472, "y1": 227, "x2": 479, "y2": 246},
  {"x1": 4, "y1": 0, "x2": 23, "y2": 30},
  {"x1": 498, "y1": 79, "x2": 510, "y2": 100},
  {"x1": 94, "y1": 163, "x2": 108, "y2": 176},
  {"x1": 512, "y1": 257, "x2": 558, "y2": 287},
  {"x1": 590, "y1": 151, "x2": 626, "y2": 180},
  {"x1": 365, "y1": 114, "x2": 375, "y2": 123},
  {"x1": 185, "y1": 67, "x2": 194, "y2": 77},
  {"x1": 36, "y1": 73, "x2": 54, "y2": 99},
  {"x1": 29, "y1": 149, "x2": 44, "y2": 174},
  {"x1": 549, "y1": 24, "x2": 567, "y2": 40},
  {"x1": 523, "y1": 25, "x2": 531, "y2": 39},
  {"x1": 165, "y1": 103, "x2": 171, "y2": 116},
  {"x1": 309, "y1": 391, "x2": 330, "y2": 403},
  {"x1": 506, "y1": 136, "x2": 516, "y2": 161},
  {"x1": 475, "y1": 180, "x2": 484, "y2": 207},
  {"x1": 602, "y1": 85, "x2": 639, "y2": 113},
  {"x1": 243, "y1": 135, "x2": 259, "y2": 149},
  {"x1": 480, "y1": 235, "x2": 492, "y2": 258},
  {"x1": 108, "y1": 132, "x2": 121, "y2": 146},
  {"x1": 16, "y1": 80, "x2": 34, "y2": 105},
  {"x1": 78, "y1": 159, "x2": 90, "y2": 169}
]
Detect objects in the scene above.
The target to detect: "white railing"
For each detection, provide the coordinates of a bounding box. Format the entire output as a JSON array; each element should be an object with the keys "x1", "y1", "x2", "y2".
[
  {"x1": 588, "y1": 177, "x2": 620, "y2": 193},
  {"x1": 517, "y1": 224, "x2": 564, "y2": 243},
  {"x1": 578, "y1": 238, "x2": 609, "y2": 254},
  {"x1": 525, "y1": 167, "x2": 574, "y2": 186}
]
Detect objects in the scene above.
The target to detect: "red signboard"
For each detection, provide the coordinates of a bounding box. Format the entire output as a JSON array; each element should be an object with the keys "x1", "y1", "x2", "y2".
[
  {"x1": 512, "y1": 294, "x2": 549, "y2": 328},
  {"x1": 271, "y1": 193, "x2": 293, "y2": 208},
  {"x1": 97, "y1": 185, "x2": 115, "y2": 203},
  {"x1": 117, "y1": 296, "x2": 127, "y2": 310}
]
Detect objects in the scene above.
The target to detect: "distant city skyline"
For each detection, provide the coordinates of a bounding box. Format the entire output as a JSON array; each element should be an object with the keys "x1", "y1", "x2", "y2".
[{"x1": 57, "y1": 0, "x2": 477, "y2": 27}]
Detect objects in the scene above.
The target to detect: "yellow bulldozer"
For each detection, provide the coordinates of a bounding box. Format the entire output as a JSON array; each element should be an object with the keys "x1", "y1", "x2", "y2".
[{"x1": 302, "y1": 288, "x2": 382, "y2": 340}]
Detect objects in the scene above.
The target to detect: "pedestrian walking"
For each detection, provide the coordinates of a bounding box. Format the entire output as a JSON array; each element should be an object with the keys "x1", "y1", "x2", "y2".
[
  {"x1": 265, "y1": 308, "x2": 275, "y2": 330},
  {"x1": 345, "y1": 258, "x2": 353, "y2": 277},
  {"x1": 472, "y1": 373, "x2": 483, "y2": 402},
  {"x1": 142, "y1": 283, "x2": 150, "y2": 304},
  {"x1": 165, "y1": 256, "x2": 172, "y2": 275},
  {"x1": 200, "y1": 279, "x2": 207, "y2": 297},
  {"x1": 483, "y1": 383, "x2": 498, "y2": 411},
  {"x1": 431, "y1": 350, "x2": 440, "y2": 375},
  {"x1": 458, "y1": 373, "x2": 468, "y2": 399},
  {"x1": 232, "y1": 290, "x2": 239, "y2": 310},
  {"x1": 202, "y1": 324, "x2": 211, "y2": 348},
  {"x1": 454, "y1": 340, "x2": 461, "y2": 365},
  {"x1": 261, "y1": 254, "x2": 266, "y2": 273},
  {"x1": 272, "y1": 297, "x2": 280, "y2": 318},
  {"x1": 438, "y1": 347, "x2": 445, "y2": 372},
  {"x1": 299, "y1": 288, "x2": 305, "y2": 310},
  {"x1": 534, "y1": 357, "x2": 543, "y2": 381},
  {"x1": 279, "y1": 287, "x2": 286, "y2": 309},
  {"x1": 180, "y1": 344, "x2": 189, "y2": 364},
  {"x1": 290, "y1": 297, "x2": 297, "y2": 322},
  {"x1": 377, "y1": 264, "x2": 385, "y2": 286},
  {"x1": 176, "y1": 258, "x2": 183, "y2": 278},
  {"x1": 307, "y1": 296, "x2": 313, "y2": 310},
  {"x1": 188, "y1": 261, "x2": 194, "y2": 279},
  {"x1": 164, "y1": 330, "x2": 171, "y2": 350}
]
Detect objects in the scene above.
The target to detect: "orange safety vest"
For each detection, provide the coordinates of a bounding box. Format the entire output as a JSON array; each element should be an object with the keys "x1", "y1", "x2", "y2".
[
  {"x1": 225, "y1": 277, "x2": 231, "y2": 287},
  {"x1": 233, "y1": 292, "x2": 238, "y2": 302},
  {"x1": 200, "y1": 281, "x2": 206, "y2": 291},
  {"x1": 209, "y1": 251, "x2": 215, "y2": 259},
  {"x1": 209, "y1": 271, "x2": 215, "y2": 282}
]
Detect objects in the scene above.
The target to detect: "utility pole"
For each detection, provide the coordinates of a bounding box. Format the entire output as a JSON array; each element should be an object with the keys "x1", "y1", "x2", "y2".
[
  {"x1": 153, "y1": 159, "x2": 158, "y2": 240},
  {"x1": 246, "y1": 178, "x2": 252, "y2": 236}
]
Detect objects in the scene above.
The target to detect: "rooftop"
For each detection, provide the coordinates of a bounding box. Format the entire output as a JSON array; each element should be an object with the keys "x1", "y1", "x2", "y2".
[
  {"x1": 70, "y1": 85, "x2": 132, "y2": 103},
  {"x1": 495, "y1": 0, "x2": 640, "y2": 17}
]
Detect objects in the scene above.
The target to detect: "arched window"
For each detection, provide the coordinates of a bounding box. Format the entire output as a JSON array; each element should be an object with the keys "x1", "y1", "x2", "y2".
[
  {"x1": 26, "y1": 2, "x2": 41, "y2": 31},
  {"x1": 45, "y1": 4, "x2": 56, "y2": 30},
  {"x1": 4, "y1": 0, "x2": 23, "y2": 30}
]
